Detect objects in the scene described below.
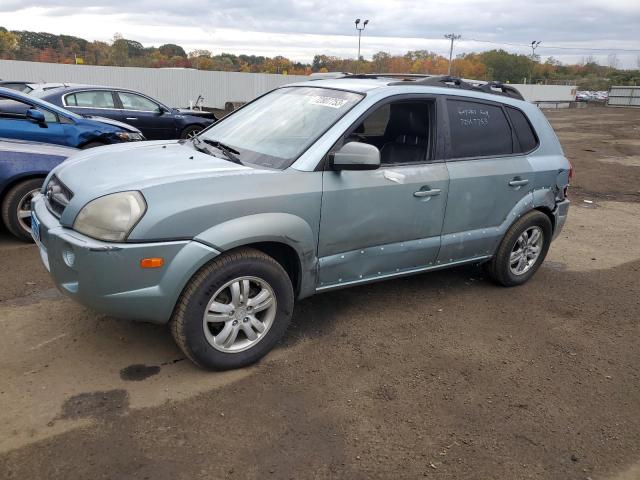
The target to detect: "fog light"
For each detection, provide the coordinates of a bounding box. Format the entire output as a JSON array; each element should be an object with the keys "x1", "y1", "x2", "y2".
[{"x1": 62, "y1": 245, "x2": 76, "y2": 267}]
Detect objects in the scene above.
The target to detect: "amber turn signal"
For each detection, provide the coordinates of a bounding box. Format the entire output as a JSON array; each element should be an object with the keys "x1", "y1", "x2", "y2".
[{"x1": 140, "y1": 257, "x2": 164, "y2": 268}]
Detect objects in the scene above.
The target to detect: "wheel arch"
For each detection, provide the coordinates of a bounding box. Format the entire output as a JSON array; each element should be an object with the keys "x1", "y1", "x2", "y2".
[
  {"x1": 0, "y1": 173, "x2": 47, "y2": 204},
  {"x1": 194, "y1": 212, "x2": 318, "y2": 299}
]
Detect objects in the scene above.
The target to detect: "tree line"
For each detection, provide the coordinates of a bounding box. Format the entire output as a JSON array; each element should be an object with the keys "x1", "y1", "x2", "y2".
[{"x1": 1, "y1": 27, "x2": 638, "y2": 89}]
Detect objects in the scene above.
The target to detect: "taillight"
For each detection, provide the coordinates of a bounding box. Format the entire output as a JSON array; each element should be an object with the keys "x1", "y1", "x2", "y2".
[
  {"x1": 564, "y1": 160, "x2": 573, "y2": 198},
  {"x1": 568, "y1": 160, "x2": 574, "y2": 181}
]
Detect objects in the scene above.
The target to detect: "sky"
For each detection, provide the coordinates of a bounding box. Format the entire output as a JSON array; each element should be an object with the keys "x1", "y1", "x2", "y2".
[{"x1": 1, "y1": 0, "x2": 640, "y2": 68}]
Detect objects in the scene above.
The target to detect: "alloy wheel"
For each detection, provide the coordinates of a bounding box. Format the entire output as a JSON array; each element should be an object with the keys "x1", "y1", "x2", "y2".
[
  {"x1": 509, "y1": 226, "x2": 544, "y2": 276},
  {"x1": 202, "y1": 276, "x2": 277, "y2": 353}
]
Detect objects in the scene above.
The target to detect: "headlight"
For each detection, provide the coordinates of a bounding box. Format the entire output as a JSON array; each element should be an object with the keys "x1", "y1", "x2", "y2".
[
  {"x1": 115, "y1": 131, "x2": 144, "y2": 141},
  {"x1": 73, "y1": 191, "x2": 146, "y2": 242}
]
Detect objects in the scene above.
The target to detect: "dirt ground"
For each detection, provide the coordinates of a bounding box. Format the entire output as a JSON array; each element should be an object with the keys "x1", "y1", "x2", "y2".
[{"x1": 1, "y1": 106, "x2": 640, "y2": 480}]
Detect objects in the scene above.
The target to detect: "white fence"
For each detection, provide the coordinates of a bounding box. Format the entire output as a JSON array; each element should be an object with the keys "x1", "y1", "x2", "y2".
[
  {"x1": 509, "y1": 84, "x2": 577, "y2": 102},
  {"x1": 0, "y1": 59, "x2": 578, "y2": 107},
  {"x1": 608, "y1": 86, "x2": 640, "y2": 107},
  {"x1": 0, "y1": 60, "x2": 308, "y2": 109}
]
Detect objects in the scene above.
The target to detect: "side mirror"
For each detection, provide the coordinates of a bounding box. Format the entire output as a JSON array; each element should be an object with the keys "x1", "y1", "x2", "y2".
[
  {"x1": 26, "y1": 108, "x2": 46, "y2": 125},
  {"x1": 331, "y1": 142, "x2": 380, "y2": 171}
]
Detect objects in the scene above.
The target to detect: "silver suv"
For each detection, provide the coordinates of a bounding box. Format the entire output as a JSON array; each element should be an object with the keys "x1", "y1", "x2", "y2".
[{"x1": 31, "y1": 75, "x2": 571, "y2": 370}]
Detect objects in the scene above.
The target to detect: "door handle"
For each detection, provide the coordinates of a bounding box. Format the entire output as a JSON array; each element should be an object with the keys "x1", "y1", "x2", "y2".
[
  {"x1": 508, "y1": 178, "x2": 529, "y2": 187},
  {"x1": 125, "y1": 117, "x2": 138, "y2": 121},
  {"x1": 414, "y1": 188, "x2": 441, "y2": 198}
]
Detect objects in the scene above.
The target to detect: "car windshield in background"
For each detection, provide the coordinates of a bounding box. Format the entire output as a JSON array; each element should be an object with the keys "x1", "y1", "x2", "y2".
[{"x1": 199, "y1": 87, "x2": 363, "y2": 169}]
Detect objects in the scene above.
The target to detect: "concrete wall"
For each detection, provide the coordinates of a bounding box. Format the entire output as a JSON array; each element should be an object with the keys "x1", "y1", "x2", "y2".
[
  {"x1": 0, "y1": 60, "x2": 308, "y2": 109},
  {"x1": 0, "y1": 60, "x2": 577, "y2": 106}
]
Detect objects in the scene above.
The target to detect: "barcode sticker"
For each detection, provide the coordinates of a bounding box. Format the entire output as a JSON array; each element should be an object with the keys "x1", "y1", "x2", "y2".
[{"x1": 308, "y1": 96, "x2": 349, "y2": 108}]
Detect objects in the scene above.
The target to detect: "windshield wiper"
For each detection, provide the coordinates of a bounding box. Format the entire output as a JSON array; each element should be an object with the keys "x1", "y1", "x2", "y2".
[
  {"x1": 190, "y1": 135, "x2": 217, "y2": 157},
  {"x1": 202, "y1": 139, "x2": 243, "y2": 165}
]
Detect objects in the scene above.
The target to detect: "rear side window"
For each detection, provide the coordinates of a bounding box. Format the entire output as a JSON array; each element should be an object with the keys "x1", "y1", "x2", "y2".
[
  {"x1": 506, "y1": 107, "x2": 538, "y2": 153},
  {"x1": 447, "y1": 99, "x2": 513, "y2": 159}
]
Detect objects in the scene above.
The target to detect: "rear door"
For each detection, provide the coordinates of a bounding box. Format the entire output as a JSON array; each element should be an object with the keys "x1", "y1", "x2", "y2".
[
  {"x1": 439, "y1": 97, "x2": 533, "y2": 262},
  {"x1": 63, "y1": 90, "x2": 121, "y2": 121},
  {"x1": 115, "y1": 91, "x2": 176, "y2": 139}
]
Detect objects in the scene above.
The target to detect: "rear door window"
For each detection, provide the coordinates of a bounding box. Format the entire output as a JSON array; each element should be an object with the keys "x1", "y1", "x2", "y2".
[
  {"x1": 447, "y1": 99, "x2": 513, "y2": 159},
  {"x1": 506, "y1": 107, "x2": 538, "y2": 153},
  {"x1": 66, "y1": 91, "x2": 116, "y2": 109}
]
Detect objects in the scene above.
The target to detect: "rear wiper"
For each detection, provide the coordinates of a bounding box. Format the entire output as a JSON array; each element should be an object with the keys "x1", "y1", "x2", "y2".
[{"x1": 202, "y1": 139, "x2": 243, "y2": 165}]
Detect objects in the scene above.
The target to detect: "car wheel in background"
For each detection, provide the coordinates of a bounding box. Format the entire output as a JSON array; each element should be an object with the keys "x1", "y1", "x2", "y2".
[
  {"x1": 180, "y1": 125, "x2": 203, "y2": 139},
  {"x1": 1, "y1": 178, "x2": 43, "y2": 242},
  {"x1": 81, "y1": 141, "x2": 107, "y2": 149},
  {"x1": 485, "y1": 210, "x2": 552, "y2": 287},
  {"x1": 171, "y1": 247, "x2": 294, "y2": 370}
]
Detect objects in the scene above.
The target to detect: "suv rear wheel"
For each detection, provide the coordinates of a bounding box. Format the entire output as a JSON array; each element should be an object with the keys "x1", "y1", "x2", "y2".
[
  {"x1": 1, "y1": 178, "x2": 43, "y2": 242},
  {"x1": 485, "y1": 210, "x2": 552, "y2": 287},
  {"x1": 170, "y1": 247, "x2": 294, "y2": 370}
]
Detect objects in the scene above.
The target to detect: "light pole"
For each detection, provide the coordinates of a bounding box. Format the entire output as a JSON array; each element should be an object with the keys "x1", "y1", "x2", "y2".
[
  {"x1": 529, "y1": 40, "x2": 541, "y2": 84},
  {"x1": 530, "y1": 40, "x2": 542, "y2": 58},
  {"x1": 444, "y1": 33, "x2": 461, "y2": 75},
  {"x1": 355, "y1": 18, "x2": 369, "y2": 74}
]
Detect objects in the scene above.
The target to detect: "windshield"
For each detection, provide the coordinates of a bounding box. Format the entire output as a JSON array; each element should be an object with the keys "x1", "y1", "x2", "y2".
[{"x1": 199, "y1": 86, "x2": 363, "y2": 169}]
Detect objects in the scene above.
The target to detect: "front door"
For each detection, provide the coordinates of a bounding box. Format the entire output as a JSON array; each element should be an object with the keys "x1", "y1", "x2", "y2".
[
  {"x1": 115, "y1": 91, "x2": 176, "y2": 139},
  {"x1": 0, "y1": 94, "x2": 68, "y2": 146},
  {"x1": 317, "y1": 98, "x2": 448, "y2": 290}
]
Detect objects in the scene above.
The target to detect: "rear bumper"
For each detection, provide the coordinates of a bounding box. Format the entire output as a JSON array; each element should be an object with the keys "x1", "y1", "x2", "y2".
[
  {"x1": 552, "y1": 199, "x2": 570, "y2": 240},
  {"x1": 32, "y1": 194, "x2": 220, "y2": 324}
]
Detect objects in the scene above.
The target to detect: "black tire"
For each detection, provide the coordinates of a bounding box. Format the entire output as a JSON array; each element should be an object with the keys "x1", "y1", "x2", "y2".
[
  {"x1": 1, "y1": 178, "x2": 43, "y2": 242},
  {"x1": 485, "y1": 210, "x2": 552, "y2": 287},
  {"x1": 170, "y1": 247, "x2": 294, "y2": 370},
  {"x1": 180, "y1": 125, "x2": 203, "y2": 139},
  {"x1": 81, "y1": 141, "x2": 107, "y2": 149}
]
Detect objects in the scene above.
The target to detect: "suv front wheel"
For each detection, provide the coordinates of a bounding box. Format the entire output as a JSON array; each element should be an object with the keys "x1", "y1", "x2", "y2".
[
  {"x1": 171, "y1": 248, "x2": 294, "y2": 370},
  {"x1": 485, "y1": 210, "x2": 552, "y2": 287}
]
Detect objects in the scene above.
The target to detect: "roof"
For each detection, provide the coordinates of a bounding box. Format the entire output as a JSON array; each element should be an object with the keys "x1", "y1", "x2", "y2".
[{"x1": 289, "y1": 74, "x2": 525, "y2": 101}]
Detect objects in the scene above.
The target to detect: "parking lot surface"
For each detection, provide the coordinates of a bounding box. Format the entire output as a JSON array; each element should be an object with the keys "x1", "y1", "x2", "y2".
[{"x1": 1, "y1": 106, "x2": 639, "y2": 479}]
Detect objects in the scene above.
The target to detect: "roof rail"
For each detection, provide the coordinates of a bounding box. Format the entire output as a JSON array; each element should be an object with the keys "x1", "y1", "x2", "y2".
[
  {"x1": 387, "y1": 75, "x2": 525, "y2": 101},
  {"x1": 474, "y1": 81, "x2": 524, "y2": 100}
]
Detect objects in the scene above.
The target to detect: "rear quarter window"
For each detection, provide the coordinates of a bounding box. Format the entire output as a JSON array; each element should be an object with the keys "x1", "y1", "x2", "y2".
[
  {"x1": 447, "y1": 99, "x2": 513, "y2": 159},
  {"x1": 506, "y1": 107, "x2": 538, "y2": 153}
]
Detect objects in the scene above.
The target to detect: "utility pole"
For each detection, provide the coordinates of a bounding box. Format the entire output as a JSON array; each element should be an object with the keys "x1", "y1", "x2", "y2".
[
  {"x1": 444, "y1": 33, "x2": 461, "y2": 75},
  {"x1": 355, "y1": 18, "x2": 369, "y2": 74}
]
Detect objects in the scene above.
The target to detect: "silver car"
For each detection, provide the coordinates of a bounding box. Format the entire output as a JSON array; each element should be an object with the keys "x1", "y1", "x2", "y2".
[{"x1": 31, "y1": 75, "x2": 571, "y2": 370}]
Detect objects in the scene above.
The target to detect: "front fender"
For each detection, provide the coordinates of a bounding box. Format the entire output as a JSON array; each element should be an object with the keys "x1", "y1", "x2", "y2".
[{"x1": 194, "y1": 212, "x2": 318, "y2": 298}]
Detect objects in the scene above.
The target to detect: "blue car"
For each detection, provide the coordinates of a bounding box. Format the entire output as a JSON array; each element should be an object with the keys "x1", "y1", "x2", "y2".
[
  {"x1": 0, "y1": 138, "x2": 77, "y2": 241},
  {"x1": 36, "y1": 85, "x2": 216, "y2": 140},
  {"x1": 0, "y1": 87, "x2": 145, "y2": 149}
]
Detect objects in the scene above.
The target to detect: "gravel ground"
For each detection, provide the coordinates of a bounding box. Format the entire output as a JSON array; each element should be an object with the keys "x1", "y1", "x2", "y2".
[{"x1": 1, "y1": 106, "x2": 639, "y2": 480}]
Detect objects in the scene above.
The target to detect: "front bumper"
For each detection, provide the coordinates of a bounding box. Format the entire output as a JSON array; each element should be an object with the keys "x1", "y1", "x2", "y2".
[
  {"x1": 32, "y1": 194, "x2": 219, "y2": 324},
  {"x1": 552, "y1": 199, "x2": 570, "y2": 240}
]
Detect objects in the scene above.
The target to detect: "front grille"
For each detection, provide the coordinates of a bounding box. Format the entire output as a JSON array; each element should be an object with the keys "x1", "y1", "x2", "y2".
[{"x1": 44, "y1": 175, "x2": 73, "y2": 218}]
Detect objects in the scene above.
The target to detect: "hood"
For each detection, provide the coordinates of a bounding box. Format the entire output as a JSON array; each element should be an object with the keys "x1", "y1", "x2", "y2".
[
  {"x1": 0, "y1": 137, "x2": 78, "y2": 157},
  {"x1": 51, "y1": 140, "x2": 278, "y2": 224},
  {"x1": 84, "y1": 115, "x2": 142, "y2": 133},
  {"x1": 175, "y1": 108, "x2": 217, "y2": 120}
]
